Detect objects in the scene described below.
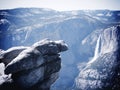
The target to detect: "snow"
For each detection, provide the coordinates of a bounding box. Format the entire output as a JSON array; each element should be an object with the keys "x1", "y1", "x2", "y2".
[
  {"x1": 0, "y1": 19, "x2": 9, "y2": 24},
  {"x1": 100, "y1": 26, "x2": 118, "y2": 54},
  {"x1": 3, "y1": 46, "x2": 28, "y2": 53},
  {"x1": 71, "y1": 11, "x2": 79, "y2": 15},
  {"x1": 106, "y1": 12, "x2": 112, "y2": 16},
  {"x1": 0, "y1": 11, "x2": 9, "y2": 15},
  {"x1": 0, "y1": 63, "x2": 5, "y2": 75},
  {"x1": 97, "y1": 13, "x2": 104, "y2": 16}
]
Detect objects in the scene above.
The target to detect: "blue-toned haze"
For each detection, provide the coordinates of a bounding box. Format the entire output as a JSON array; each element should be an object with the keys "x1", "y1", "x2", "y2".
[
  {"x1": 0, "y1": 0, "x2": 120, "y2": 11},
  {"x1": 0, "y1": 0, "x2": 120, "y2": 90}
]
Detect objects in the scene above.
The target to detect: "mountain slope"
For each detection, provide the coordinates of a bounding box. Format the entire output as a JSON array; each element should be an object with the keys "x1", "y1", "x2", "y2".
[
  {"x1": 0, "y1": 8, "x2": 120, "y2": 89},
  {"x1": 76, "y1": 26, "x2": 120, "y2": 90}
]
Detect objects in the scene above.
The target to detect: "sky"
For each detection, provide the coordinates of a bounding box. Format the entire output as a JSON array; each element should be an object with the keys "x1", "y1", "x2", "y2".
[{"x1": 0, "y1": 0, "x2": 120, "y2": 11}]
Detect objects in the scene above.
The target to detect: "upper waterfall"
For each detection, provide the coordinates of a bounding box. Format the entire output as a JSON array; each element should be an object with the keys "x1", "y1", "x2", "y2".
[
  {"x1": 75, "y1": 25, "x2": 120, "y2": 90},
  {"x1": 88, "y1": 34, "x2": 101, "y2": 64}
]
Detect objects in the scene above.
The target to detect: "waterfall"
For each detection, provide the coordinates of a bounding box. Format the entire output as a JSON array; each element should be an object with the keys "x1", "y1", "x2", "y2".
[
  {"x1": 88, "y1": 35, "x2": 101, "y2": 64},
  {"x1": 94, "y1": 35, "x2": 101, "y2": 59}
]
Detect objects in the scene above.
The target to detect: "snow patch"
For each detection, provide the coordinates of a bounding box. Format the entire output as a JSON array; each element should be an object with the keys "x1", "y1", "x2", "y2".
[{"x1": 97, "y1": 13, "x2": 104, "y2": 16}]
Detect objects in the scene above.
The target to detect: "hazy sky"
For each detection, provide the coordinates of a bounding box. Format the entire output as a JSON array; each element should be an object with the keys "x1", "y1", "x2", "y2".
[{"x1": 0, "y1": 0, "x2": 120, "y2": 11}]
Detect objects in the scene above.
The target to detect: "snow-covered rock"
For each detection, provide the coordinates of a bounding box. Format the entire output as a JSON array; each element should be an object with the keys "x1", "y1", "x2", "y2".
[
  {"x1": 76, "y1": 25, "x2": 120, "y2": 90},
  {"x1": 0, "y1": 39, "x2": 68, "y2": 90},
  {"x1": 0, "y1": 46, "x2": 28, "y2": 65}
]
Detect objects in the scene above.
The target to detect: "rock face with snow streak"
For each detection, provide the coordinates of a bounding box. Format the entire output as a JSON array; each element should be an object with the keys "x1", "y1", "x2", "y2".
[
  {"x1": 76, "y1": 25, "x2": 120, "y2": 90},
  {"x1": 0, "y1": 39, "x2": 68, "y2": 90},
  {"x1": 0, "y1": 46, "x2": 28, "y2": 65}
]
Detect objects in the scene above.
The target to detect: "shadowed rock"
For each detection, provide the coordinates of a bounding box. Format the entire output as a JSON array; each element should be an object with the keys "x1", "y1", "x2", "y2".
[
  {"x1": 0, "y1": 39, "x2": 68, "y2": 90},
  {"x1": 5, "y1": 39, "x2": 68, "y2": 74},
  {"x1": 0, "y1": 46, "x2": 29, "y2": 65}
]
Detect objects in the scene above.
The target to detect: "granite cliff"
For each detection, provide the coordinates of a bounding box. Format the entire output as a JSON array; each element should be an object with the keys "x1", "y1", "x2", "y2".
[
  {"x1": 0, "y1": 39, "x2": 68, "y2": 90},
  {"x1": 76, "y1": 25, "x2": 120, "y2": 90}
]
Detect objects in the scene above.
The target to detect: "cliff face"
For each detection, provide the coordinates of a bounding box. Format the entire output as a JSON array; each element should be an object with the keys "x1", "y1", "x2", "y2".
[
  {"x1": 0, "y1": 39, "x2": 68, "y2": 90},
  {"x1": 76, "y1": 25, "x2": 120, "y2": 90},
  {"x1": 0, "y1": 8, "x2": 120, "y2": 89}
]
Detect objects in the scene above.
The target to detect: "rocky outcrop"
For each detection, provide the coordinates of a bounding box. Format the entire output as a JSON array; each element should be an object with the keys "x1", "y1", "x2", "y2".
[
  {"x1": 0, "y1": 39, "x2": 68, "y2": 90},
  {"x1": 0, "y1": 46, "x2": 29, "y2": 65},
  {"x1": 76, "y1": 25, "x2": 120, "y2": 90}
]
